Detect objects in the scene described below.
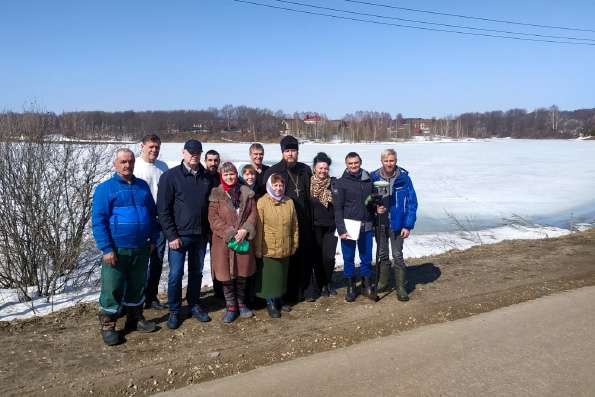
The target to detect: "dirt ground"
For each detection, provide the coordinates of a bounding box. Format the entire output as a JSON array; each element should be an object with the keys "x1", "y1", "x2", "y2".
[{"x1": 2, "y1": 229, "x2": 595, "y2": 397}]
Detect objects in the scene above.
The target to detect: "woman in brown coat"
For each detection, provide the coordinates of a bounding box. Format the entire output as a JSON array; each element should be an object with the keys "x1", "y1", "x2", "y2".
[{"x1": 208, "y1": 162, "x2": 257, "y2": 323}]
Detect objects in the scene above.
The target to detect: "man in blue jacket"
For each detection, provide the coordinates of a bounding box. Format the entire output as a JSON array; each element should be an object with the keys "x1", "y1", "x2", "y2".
[
  {"x1": 92, "y1": 148, "x2": 159, "y2": 346},
  {"x1": 370, "y1": 148, "x2": 418, "y2": 301},
  {"x1": 157, "y1": 139, "x2": 213, "y2": 329}
]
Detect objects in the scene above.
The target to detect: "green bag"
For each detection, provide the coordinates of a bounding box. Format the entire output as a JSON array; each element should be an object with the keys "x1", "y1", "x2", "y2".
[{"x1": 228, "y1": 238, "x2": 249, "y2": 253}]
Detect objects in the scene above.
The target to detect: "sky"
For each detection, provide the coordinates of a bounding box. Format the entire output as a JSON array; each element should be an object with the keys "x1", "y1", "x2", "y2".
[{"x1": 1, "y1": 0, "x2": 594, "y2": 119}]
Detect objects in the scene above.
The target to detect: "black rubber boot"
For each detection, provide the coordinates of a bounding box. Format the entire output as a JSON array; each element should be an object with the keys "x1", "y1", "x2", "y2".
[
  {"x1": 362, "y1": 277, "x2": 378, "y2": 301},
  {"x1": 395, "y1": 266, "x2": 410, "y2": 302},
  {"x1": 275, "y1": 298, "x2": 292, "y2": 312},
  {"x1": 266, "y1": 300, "x2": 281, "y2": 318},
  {"x1": 98, "y1": 313, "x2": 121, "y2": 346},
  {"x1": 344, "y1": 277, "x2": 358, "y2": 302},
  {"x1": 376, "y1": 261, "x2": 391, "y2": 293},
  {"x1": 125, "y1": 306, "x2": 157, "y2": 333}
]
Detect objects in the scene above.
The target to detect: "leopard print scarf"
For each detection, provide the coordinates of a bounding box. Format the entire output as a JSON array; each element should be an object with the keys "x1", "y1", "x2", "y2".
[{"x1": 310, "y1": 174, "x2": 333, "y2": 207}]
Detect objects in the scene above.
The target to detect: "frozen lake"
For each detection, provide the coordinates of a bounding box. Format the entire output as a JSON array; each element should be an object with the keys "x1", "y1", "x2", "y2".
[
  {"x1": 159, "y1": 138, "x2": 595, "y2": 233},
  {"x1": 2, "y1": 138, "x2": 594, "y2": 320}
]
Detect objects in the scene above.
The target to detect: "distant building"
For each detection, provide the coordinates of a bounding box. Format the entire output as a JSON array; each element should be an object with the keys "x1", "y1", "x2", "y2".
[
  {"x1": 281, "y1": 114, "x2": 324, "y2": 135},
  {"x1": 181, "y1": 122, "x2": 209, "y2": 133},
  {"x1": 397, "y1": 118, "x2": 434, "y2": 136},
  {"x1": 304, "y1": 114, "x2": 322, "y2": 124},
  {"x1": 410, "y1": 118, "x2": 433, "y2": 134}
]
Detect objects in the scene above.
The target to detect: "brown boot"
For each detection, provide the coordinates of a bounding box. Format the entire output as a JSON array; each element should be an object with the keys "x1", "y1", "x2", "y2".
[{"x1": 98, "y1": 313, "x2": 121, "y2": 346}]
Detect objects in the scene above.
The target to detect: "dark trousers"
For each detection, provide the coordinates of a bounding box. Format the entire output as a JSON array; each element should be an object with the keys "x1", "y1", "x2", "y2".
[
  {"x1": 375, "y1": 224, "x2": 406, "y2": 269},
  {"x1": 286, "y1": 249, "x2": 305, "y2": 303},
  {"x1": 145, "y1": 231, "x2": 166, "y2": 303},
  {"x1": 312, "y1": 225, "x2": 338, "y2": 289},
  {"x1": 285, "y1": 231, "x2": 314, "y2": 303},
  {"x1": 167, "y1": 234, "x2": 207, "y2": 313}
]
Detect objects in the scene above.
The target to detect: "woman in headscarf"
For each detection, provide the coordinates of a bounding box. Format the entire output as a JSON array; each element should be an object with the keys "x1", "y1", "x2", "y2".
[
  {"x1": 208, "y1": 161, "x2": 257, "y2": 323},
  {"x1": 254, "y1": 174, "x2": 299, "y2": 318},
  {"x1": 309, "y1": 152, "x2": 338, "y2": 297}
]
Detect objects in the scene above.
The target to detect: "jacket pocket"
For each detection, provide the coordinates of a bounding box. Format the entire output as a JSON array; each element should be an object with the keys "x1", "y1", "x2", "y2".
[{"x1": 111, "y1": 215, "x2": 119, "y2": 238}]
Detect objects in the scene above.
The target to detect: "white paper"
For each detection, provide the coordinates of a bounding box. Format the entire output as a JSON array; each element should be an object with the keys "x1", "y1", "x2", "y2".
[{"x1": 335, "y1": 219, "x2": 361, "y2": 240}]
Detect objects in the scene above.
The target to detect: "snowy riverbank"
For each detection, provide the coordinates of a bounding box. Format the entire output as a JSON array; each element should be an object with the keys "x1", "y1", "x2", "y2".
[{"x1": 1, "y1": 138, "x2": 593, "y2": 321}]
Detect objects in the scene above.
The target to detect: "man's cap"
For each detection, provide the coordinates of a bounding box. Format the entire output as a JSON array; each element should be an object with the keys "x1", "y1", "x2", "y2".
[
  {"x1": 184, "y1": 139, "x2": 202, "y2": 154},
  {"x1": 280, "y1": 135, "x2": 299, "y2": 151}
]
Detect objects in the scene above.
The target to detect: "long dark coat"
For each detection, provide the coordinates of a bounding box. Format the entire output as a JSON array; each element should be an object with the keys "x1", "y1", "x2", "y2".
[{"x1": 263, "y1": 160, "x2": 315, "y2": 301}]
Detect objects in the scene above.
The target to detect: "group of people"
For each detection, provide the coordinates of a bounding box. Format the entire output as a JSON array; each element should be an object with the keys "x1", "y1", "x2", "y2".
[{"x1": 91, "y1": 134, "x2": 418, "y2": 346}]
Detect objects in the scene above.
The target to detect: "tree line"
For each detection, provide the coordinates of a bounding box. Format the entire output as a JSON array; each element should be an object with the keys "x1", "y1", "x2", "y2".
[{"x1": 1, "y1": 104, "x2": 594, "y2": 142}]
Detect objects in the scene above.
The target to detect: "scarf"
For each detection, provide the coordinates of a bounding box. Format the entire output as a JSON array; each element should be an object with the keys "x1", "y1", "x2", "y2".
[
  {"x1": 310, "y1": 174, "x2": 333, "y2": 208},
  {"x1": 378, "y1": 167, "x2": 400, "y2": 196},
  {"x1": 220, "y1": 173, "x2": 241, "y2": 209},
  {"x1": 266, "y1": 175, "x2": 285, "y2": 202}
]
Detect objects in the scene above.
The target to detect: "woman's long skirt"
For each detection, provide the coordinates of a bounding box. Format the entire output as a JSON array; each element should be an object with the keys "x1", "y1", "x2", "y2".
[{"x1": 255, "y1": 256, "x2": 290, "y2": 299}]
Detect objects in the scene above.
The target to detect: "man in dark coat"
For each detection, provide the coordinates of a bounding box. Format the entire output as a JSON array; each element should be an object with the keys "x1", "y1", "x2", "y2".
[
  {"x1": 158, "y1": 139, "x2": 214, "y2": 329},
  {"x1": 203, "y1": 149, "x2": 225, "y2": 299},
  {"x1": 263, "y1": 135, "x2": 314, "y2": 303},
  {"x1": 204, "y1": 149, "x2": 221, "y2": 187},
  {"x1": 249, "y1": 142, "x2": 270, "y2": 198},
  {"x1": 333, "y1": 152, "x2": 378, "y2": 302}
]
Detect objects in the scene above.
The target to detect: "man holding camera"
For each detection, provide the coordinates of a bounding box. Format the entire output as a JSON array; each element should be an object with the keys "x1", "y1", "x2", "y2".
[{"x1": 370, "y1": 149, "x2": 418, "y2": 302}]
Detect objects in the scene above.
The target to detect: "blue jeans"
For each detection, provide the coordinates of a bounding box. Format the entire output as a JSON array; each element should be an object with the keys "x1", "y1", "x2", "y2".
[
  {"x1": 145, "y1": 231, "x2": 167, "y2": 303},
  {"x1": 340, "y1": 230, "x2": 373, "y2": 278},
  {"x1": 167, "y1": 234, "x2": 207, "y2": 313}
]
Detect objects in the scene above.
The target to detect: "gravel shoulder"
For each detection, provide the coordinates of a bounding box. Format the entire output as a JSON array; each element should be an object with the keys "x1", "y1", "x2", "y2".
[{"x1": 1, "y1": 229, "x2": 594, "y2": 396}]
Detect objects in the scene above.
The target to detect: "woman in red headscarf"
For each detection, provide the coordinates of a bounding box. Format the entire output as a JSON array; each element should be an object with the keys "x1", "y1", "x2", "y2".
[{"x1": 208, "y1": 161, "x2": 257, "y2": 323}]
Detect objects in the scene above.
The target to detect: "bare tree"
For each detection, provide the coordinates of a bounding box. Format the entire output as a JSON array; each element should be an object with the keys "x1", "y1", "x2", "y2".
[
  {"x1": 550, "y1": 105, "x2": 560, "y2": 134},
  {"x1": 0, "y1": 111, "x2": 112, "y2": 303}
]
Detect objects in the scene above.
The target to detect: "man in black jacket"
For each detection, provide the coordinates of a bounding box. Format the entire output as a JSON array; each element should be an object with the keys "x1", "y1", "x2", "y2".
[
  {"x1": 333, "y1": 152, "x2": 377, "y2": 302},
  {"x1": 204, "y1": 149, "x2": 225, "y2": 299},
  {"x1": 249, "y1": 142, "x2": 270, "y2": 197},
  {"x1": 157, "y1": 139, "x2": 213, "y2": 329},
  {"x1": 204, "y1": 149, "x2": 221, "y2": 187},
  {"x1": 263, "y1": 135, "x2": 314, "y2": 303}
]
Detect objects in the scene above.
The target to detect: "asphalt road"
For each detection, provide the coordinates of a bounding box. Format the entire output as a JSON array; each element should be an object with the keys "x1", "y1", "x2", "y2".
[{"x1": 158, "y1": 286, "x2": 595, "y2": 397}]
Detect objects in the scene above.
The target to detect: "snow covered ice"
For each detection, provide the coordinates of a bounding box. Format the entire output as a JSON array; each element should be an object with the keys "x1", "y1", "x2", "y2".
[{"x1": 2, "y1": 138, "x2": 594, "y2": 320}]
